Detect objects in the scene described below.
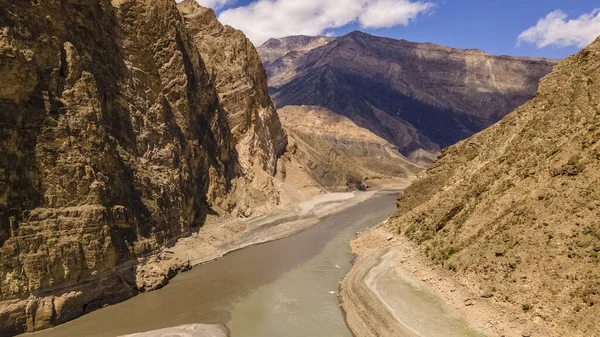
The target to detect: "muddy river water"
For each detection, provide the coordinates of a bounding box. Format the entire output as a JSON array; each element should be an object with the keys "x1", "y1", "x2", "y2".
[{"x1": 26, "y1": 192, "x2": 398, "y2": 337}]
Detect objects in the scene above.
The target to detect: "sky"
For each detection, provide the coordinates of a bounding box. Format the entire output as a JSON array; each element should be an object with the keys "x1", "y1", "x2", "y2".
[{"x1": 191, "y1": 0, "x2": 600, "y2": 59}]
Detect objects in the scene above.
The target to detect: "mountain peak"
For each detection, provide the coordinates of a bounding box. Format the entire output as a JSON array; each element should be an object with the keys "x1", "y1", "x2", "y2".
[
  {"x1": 257, "y1": 35, "x2": 335, "y2": 64},
  {"x1": 259, "y1": 32, "x2": 556, "y2": 161}
]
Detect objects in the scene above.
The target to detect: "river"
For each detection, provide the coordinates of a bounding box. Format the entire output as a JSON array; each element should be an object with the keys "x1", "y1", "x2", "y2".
[{"x1": 25, "y1": 192, "x2": 399, "y2": 337}]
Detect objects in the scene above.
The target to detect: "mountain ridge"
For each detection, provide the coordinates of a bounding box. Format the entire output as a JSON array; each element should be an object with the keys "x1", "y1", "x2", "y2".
[
  {"x1": 278, "y1": 105, "x2": 421, "y2": 191},
  {"x1": 259, "y1": 31, "x2": 558, "y2": 163}
]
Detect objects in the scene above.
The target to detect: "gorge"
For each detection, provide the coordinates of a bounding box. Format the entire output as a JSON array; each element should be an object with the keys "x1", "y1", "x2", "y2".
[{"x1": 1, "y1": 0, "x2": 599, "y2": 337}]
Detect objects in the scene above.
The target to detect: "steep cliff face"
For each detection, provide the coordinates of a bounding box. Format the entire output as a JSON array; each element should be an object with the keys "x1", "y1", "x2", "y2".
[
  {"x1": 390, "y1": 37, "x2": 600, "y2": 336},
  {"x1": 259, "y1": 31, "x2": 557, "y2": 163},
  {"x1": 177, "y1": 1, "x2": 287, "y2": 216},
  {"x1": 177, "y1": 1, "x2": 287, "y2": 173},
  {"x1": 0, "y1": 0, "x2": 284, "y2": 334},
  {"x1": 278, "y1": 106, "x2": 420, "y2": 190}
]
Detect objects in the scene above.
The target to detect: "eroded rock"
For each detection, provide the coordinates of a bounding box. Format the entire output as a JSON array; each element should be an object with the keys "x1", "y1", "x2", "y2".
[{"x1": 0, "y1": 0, "x2": 285, "y2": 334}]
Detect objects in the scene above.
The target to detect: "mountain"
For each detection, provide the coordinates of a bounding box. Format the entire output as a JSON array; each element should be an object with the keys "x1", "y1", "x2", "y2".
[
  {"x1": 258, "y1": 35, "x2": 335, "y2": 86},
  {"x1": 259, "y1": 35, "x2": 335, "y2": 66},
  {"x1": 258, "y1": 31, "x2": 557, "y2": 164},
  {"x1": 0, "y1": 0, "x2": 286, "y2": 334},
  {"x1": 278, "y1": 106, "x2": 421, "y2": 190},
  {"x1": 389, "y1": 37, "x2": 600, "y2": 336},
  {"x1": 178, "y1": 1, "x2": 287, "y2": 173}
]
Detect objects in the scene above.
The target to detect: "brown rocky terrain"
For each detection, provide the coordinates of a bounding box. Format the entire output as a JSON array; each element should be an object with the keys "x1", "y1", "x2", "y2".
[
  {"x1": 258, "y1": 35, "x2": 335, "y2": 66},
  {"x1": 258, "y1": 32, "x2": 557, "y2": 163},
  {"x1": 278, "y1": 105, "x2": 420, "y2": 190},
  {"x1": 178, "y1": 2, "x2": 287, "y2": 176},
  {"x1": 0, "y1": 0, "x2": 287, "y2": 335},
  {"x1": 257, "y1": 35, "x2": 334, "y2": 87},
  {"x1": 177, "y1": 0, "x2": 288, "y2": 217},
  {"x1": 383, "y1": 37, "x2": 600, "y2": 336}
]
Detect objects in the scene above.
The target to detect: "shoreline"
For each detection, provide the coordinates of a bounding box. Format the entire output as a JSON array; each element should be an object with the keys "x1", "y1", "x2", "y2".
[
  {"x1": 120, "y1": 324, "x2": 229, "y2": 337},
  {"x1": 136, "y1": 189, "x2": 383, "y2": 285},
  {"x1": 15, "y1": 183, "x2": 409, "y2": 336},
  {"x1": 135, "y1": 182, "x2": 413, "y2": 291},
  {"x1": 340, "y1": 225, "x2": 548, "y2": 337}
]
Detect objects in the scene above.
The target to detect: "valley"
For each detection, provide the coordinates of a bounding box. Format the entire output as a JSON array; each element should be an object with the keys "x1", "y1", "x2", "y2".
[
  {"x1": 22, "y1": 191, "x2": 400, "y2": 337},
  {"x1": 1, "y1": 0, "x2": 599, "y2": 336}
]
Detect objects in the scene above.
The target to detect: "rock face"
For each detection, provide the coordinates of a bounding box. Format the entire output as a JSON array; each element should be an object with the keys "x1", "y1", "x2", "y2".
[
  {"x1": 258, "y1": 35, "x2": 335, "y2": 86},
  {"x1": 390, "y1": 37, "x2": 600, "y2": 336},
  {"x1": 258, "y1": 31, "x2": 557, "y2": 163},
  {"x1": 177, "y1": 0, "x2": 288, "y2": 216},
  {"x1": 0, "y1": 0, "x2": 285, "y2": 335},
  {"x1": 278, "y1": 106, "x2": 420, "y2": 190},
  {"x1": 178, "y1": 1, "x2": 287, "y2": 173}
]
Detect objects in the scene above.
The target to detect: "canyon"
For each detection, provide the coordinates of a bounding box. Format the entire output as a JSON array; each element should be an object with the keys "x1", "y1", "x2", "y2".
[
  {"x1": 0, "y1": 0, "x2": 416, "y2": 335},
  {"x1": 0, "y1": 0, "x2": 290, "y2": 334},
  {"x1": 1, "y1": 0, "x2": 598, "y2": 336}
]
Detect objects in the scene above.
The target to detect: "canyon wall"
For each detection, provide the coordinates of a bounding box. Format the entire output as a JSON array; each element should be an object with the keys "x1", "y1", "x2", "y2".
[{"x1": 0, "y1": 0, "x2": 286, "y2": 334}]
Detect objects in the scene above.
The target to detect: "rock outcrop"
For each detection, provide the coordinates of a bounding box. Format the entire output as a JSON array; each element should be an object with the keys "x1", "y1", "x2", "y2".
[
  {"x1": 0, "y1": 0, "x2": 285, "y2": 335},
  {"x1": 177, "y1": 0, "x2": 288, "y2": 216},
  {"x1": 389, "y1": 37, "x2": 600, "y2": 336},
  {"x1": 278, "y1": 106, "x2": 420, "y2": 190},
  {"x1": 258, "y1": 31, "x2": 557, "y2": 164}
]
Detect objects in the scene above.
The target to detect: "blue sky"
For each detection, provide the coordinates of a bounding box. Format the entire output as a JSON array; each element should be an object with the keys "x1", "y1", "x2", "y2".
[{"x1": 198, "y1": 0, "x2": 600, "y2": 59}]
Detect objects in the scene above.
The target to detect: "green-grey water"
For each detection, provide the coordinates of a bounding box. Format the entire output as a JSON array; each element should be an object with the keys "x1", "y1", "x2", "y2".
[{"x1": 25, "y1": 192, "x2": 398, "y2": 337}]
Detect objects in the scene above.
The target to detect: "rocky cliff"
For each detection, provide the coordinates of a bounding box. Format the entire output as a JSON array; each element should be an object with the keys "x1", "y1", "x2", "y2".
[
  {"x1": 0, "y1": 0, "x2": 285, "y2": 335},
  {"x1": 178, "y1": 0, "x2": 287, "y2": 173},
  {"x1": 177, "y1": 0, "x2": 288, "y2": 216},
  {"x1": 389, "y1": 37, "x2": 600, "y2": 336},
  {"x1": 278, "y1": 106, "x2": 420, "y2": 191},
  {"x1": 259, "y1": 32, "x2": 557, "y2": 164}
]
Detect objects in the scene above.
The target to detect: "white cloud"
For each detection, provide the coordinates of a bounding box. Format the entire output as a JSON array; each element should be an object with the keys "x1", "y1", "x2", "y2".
[
  {"x1": 518, "y1": 9, "x2": 600, "y2": 48},
  {"x1": 218, "y1": 0, "x2": 434, "y2": 45},
  {"x1": 359, "y1": 0, "x2": 434, "y2": 28}
]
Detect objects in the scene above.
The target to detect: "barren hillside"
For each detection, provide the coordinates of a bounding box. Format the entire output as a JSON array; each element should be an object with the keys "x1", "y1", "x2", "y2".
[
  {"x1": 389, "y1": 36, "x2": 600, "y2": 336},
  {"x1": 278, "y1": 106, "x2": 420, "y2": 191}
]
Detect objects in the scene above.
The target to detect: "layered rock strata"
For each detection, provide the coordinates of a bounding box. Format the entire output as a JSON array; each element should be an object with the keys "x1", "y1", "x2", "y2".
[
  {"x1": 259, "y1": 32, "x2": 557, "y2": 163},
  {"x1": 0, "y1": 0, "x2": 286, "y2": 334}
]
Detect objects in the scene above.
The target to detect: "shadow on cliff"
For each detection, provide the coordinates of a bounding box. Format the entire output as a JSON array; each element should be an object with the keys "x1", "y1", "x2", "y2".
[{"x1": 0, "y1": 0, "x2": 242, "y2": 335}]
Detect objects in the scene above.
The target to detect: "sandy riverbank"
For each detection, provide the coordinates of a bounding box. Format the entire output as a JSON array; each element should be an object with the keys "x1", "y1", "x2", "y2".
[
  {"x1": 341, "y1": 225, "x2": 548, "y2": 337},
  {"x1": 133, "y1": 185, "x2": 406, "y2": 292},
  {"x1": 120, "y1": 324, "x2": 229, "y2": 337}
]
